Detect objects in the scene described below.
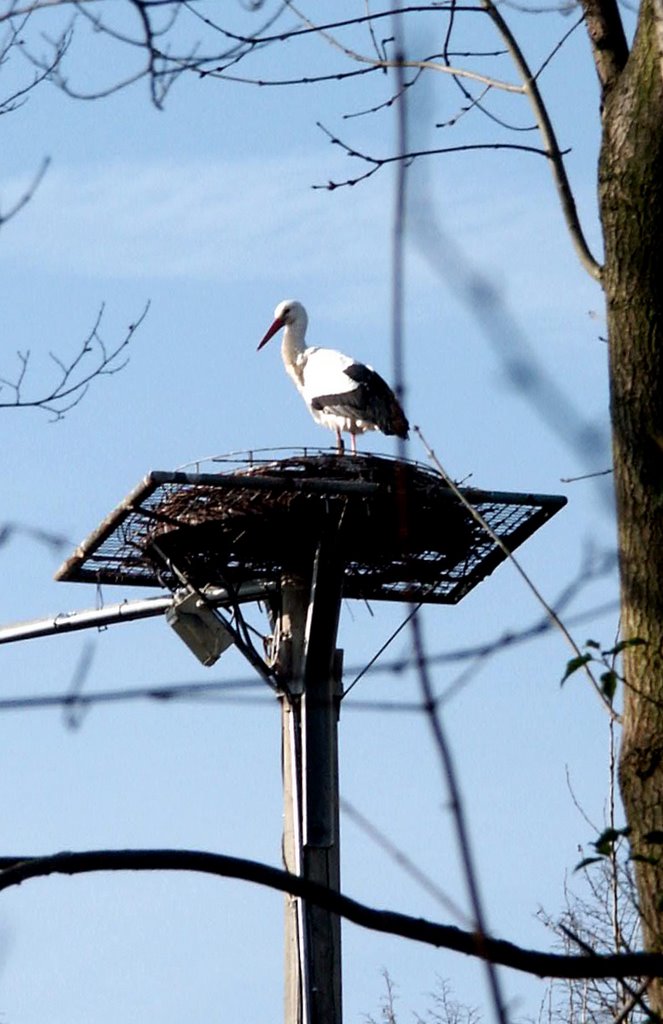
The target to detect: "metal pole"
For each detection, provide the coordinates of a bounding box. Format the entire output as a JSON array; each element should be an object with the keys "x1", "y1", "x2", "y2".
[
  {"x1": 0, "y1": 596, "x2": 174, "y2": 645},
  {"x1": 278, "y1": 531, "x2": 343, "y2": 1024},
  {"x1": 279, "y1": 579, "x2": 309, "y2": 1024},
  {"x1": 301, "y1": 538, "x2": 343, "y2": 1024},
  {"x1": 0, "y1": 582, "x2": 275, "y2": 647}
]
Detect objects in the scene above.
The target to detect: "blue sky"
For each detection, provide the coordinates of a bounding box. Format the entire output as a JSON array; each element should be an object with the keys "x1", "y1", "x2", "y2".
[{"x1": 0, "y1": 3, "x2": 622, "y2": 1021}]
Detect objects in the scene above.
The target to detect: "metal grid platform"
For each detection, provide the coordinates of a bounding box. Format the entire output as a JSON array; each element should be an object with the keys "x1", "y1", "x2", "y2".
[{"x1": 55, "y1": 453, "x2": 566, "y2": 605}]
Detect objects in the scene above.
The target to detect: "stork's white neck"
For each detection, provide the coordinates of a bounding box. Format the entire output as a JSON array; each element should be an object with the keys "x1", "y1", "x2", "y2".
[{"x1": 281, "y1": 314, "x2": 308, "y2": 375}]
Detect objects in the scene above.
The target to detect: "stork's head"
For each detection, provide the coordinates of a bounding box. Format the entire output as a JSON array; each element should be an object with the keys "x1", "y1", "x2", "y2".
[{"x1": 257, "y1": 299, "x2": 307, "y2": 350}]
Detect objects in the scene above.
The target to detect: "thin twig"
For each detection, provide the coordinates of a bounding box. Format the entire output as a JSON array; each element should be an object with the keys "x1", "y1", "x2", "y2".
[
  {"x1": 0, "y1": 302, "x2": 149, "y2": 419},
  {"x1": 315, "y1": 120, "x2": 559, "y2": 189},
  {"x1": 414, "y1": 425, "x2": 620, "y2": 720},
  {"x1": 0, "y1": 156, "x2": 50, "y2": 227},
  {"x1": 411, "y1": 611, "x2": 513, "y2": 1024},
  {"x1": 340, "y1": 796, "x2": 470, "y2": 923},
  {"x1": 286, "y1": 0, "x2": 523, "y2": 92},
  {"x1": 560, "y1": 468, "x2": 613, "y2": 483},
  {"x1": 390, "y1": 15, "x2": 508, "y2": 1022}
]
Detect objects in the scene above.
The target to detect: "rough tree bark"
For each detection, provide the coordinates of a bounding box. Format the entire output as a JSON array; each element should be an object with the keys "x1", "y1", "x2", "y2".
[{"x1": 599, "y1": 0, "x2": 663, "y2": 1008}]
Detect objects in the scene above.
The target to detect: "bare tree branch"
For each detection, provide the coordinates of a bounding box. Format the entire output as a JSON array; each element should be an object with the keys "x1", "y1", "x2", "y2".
[
  {"x1": 314, "y1": 121, "x2": 560, "y2": 189},
  {"x1": 1, "y1": 1, "x2": 606, "y2": 285},
  {"x1": 0, "y1": 11, "x2": 69, "y2": 115},
  {"x1": 0, "y1": 521, "x2": 73, "y2": 553},
  {"x1": 410, "y1": 608, "x2": 511, "y2": 1022},
  {"x1": 269, "y1": 0, "x2": 603, "y2": 279},
  {"x1": 479, "y1": 0, "x2": 602, "y2": 281},
  {"x1": 282, "y1": 1, "x2": 523, "y2": 92},
  {"x1": 0, "y1": 847, "x2": 662, "y2": 980},
  {"x1": 0, "y1": 302, "x2": 149, "y2": 419}
]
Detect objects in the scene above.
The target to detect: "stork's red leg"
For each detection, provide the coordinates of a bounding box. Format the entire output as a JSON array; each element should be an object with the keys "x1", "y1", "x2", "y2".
[
  {"x1": 335, "y1": 428, "x2": 345, "y2": 454},
  {"x1": 350, "y1": 433, "x2": 357, "y2": 455}
]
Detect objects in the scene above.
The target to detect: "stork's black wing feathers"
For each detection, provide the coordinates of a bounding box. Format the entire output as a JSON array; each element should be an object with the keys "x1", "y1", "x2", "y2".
[{"x1": 311, "y1": 362, "x2": 409, "y2": 439}]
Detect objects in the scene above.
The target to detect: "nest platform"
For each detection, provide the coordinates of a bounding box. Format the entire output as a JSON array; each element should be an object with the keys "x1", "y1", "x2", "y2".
[{"x1": 56, "y1": 452, "x2": 566, "y2": 605}]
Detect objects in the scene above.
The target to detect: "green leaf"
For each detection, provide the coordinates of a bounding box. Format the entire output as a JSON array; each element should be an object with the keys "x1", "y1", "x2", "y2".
[
  {"x1": 585, "y1": 639, "x2": 601, "y2": 650},
  {"x1": 574, "y1": 856, "x2": 603, "y2": 872},
  {"x1": 593, "y1": 826, "x2": 631, "y2": 856},
  {"x1": 643, "y1": 830, "x2": 663, "y2": 845},
  {"x1": 602, "y1": 637, "x2": 647, "y2": 657},
  {"x1": 600, "y1": 670, "x2": 618, "y2": 702},
  {"x1": 561, "y1": 653, "x2": 593, "y2": 685},
  {"x1": 630, "y1": 853, "x2": 660, "y2": 866}
]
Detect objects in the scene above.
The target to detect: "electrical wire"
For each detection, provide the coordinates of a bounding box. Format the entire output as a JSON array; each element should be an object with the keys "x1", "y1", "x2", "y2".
[{"x1": 0, "y1": 596, "x2": 617, "y2": 716}]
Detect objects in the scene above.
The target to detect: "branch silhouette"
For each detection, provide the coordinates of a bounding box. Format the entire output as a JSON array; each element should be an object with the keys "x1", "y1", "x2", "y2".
[
  {"x1": 0, "y1": 303, "x2": 149, "y2": 419},
  {"x1": 0, "y1": 848, "x2": 662, "y2": 981}
]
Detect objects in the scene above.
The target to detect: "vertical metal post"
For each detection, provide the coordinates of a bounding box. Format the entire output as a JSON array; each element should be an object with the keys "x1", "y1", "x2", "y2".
[
  {"x1": 302, "y1": 537, "x2": 343, "y2": 1024},
  {"x1": 280, "y1": 580, "x2": 308, "y2": 1024},
  {"x1": 278, "y1": 527, "x2": 344, "y2": 1024}
]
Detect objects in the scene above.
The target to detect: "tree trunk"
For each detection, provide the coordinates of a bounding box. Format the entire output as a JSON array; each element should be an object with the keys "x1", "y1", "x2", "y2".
[{"x1": 600, "y1": 0, "x2": 663, "y2": 1007}]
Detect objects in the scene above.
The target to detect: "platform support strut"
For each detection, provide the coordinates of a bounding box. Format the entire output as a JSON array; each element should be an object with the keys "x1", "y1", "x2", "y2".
[{"x1": 279, "y1": 530, "x2": 344, "y2": 1024}]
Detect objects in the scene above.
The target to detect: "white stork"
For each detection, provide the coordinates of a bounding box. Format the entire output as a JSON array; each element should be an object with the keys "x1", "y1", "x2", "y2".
[{"x1": 257, "y1": 300, "x2": 409, "y2": 454}]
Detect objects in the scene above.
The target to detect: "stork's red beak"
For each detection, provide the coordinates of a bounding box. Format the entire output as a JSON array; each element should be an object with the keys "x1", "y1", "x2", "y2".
[{"x1": 257, "y1": 316, "x2": 284, "y2": 351}]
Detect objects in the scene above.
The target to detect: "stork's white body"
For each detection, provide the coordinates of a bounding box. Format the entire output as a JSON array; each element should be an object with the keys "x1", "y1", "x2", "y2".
[
  {"x1": 286, "y1": 345, "x2": 372, "y2": 437},
  {"x1": 258, "y1": 300, "x2": 409, "y2": 454}
]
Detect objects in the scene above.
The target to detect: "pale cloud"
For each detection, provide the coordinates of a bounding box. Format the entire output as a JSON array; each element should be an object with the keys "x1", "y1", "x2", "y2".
[
  {"x1": 0, "y1": 153, "x2": 392, "y2": 283},
  {"x1": 0, "y1": 150, "x2": 600, "y2": 337}
]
